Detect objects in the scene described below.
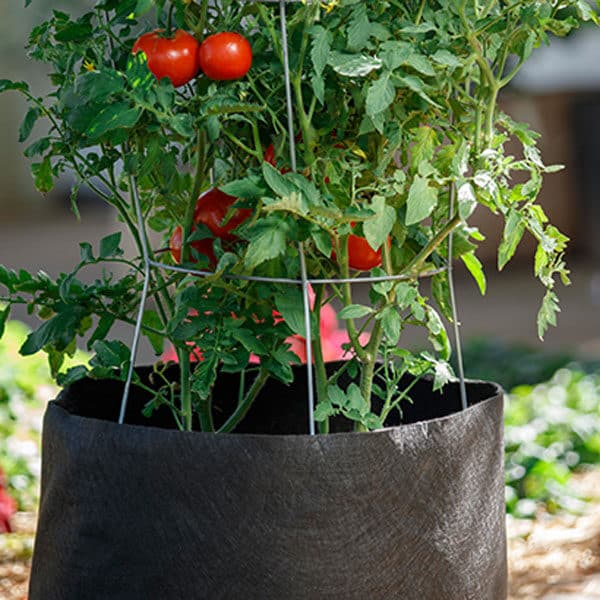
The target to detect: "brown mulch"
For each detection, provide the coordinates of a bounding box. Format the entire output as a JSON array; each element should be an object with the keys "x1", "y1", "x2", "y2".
[
  {"x1": 0, "y1": 513, "x2": 34, "y2": 600},
  {"x1": 508, "y1": 469, "x2": 600, "y2": 599},
  {"x1": 2, "y1": 476, "x2": 600, "y2": 600}
]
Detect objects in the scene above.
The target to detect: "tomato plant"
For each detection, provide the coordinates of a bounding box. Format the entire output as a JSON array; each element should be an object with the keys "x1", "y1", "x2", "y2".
[
  {"x1": 1, "y1": 0, "x2": 593, "y2": 435},
  {"x1": 133, "y1": 29, "x2": 200, "y2": 87},
  {"x1": 198, "y1": 32, "x2": 252, "y2": 81}
]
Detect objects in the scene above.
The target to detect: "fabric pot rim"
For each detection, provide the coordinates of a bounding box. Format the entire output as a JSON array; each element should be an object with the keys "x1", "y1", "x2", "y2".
[{"x1": 51, "y1": 369, "x2": 503, "y2": 441}]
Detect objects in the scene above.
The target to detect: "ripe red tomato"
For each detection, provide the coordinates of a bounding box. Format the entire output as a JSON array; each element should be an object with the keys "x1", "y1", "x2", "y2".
[
  {"x1": 347, "y1": 234, "x2": 383, "y2": 271},
  {"x1": 332, "y1": 224, "x2": 387, "y2": 271},
  {"x1": 169, "y1": 225, "x2": 216, "y2": 267},
  {"x1": 132, "y1": 29, "x2": 200, "y2": 88},
  {"x1": 198, "y1": 32, "x2": 252, "y2": 81},
  {"x1": 169, "y1": 189, "x2": 251, "y2": 266},
  {"x1": 264, "y1": 143, "x2": 276, "y2": 167},
  {"x1": 194, "y1": 188, "x2": 252, "y2": 242}
]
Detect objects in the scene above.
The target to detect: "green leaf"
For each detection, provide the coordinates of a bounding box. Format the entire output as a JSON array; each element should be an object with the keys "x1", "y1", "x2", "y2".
[
  {"x1": 274, "y1": 288, "x2": 316, "y2": 338},
  {"x1": 20, "y1": 309, "x2": 82, "y2": 355},
  {"x1": 171, "y1": 114, "x2": 194, "y2": 137},
  {"x1": 461, "y1": 252, "x2": 486, "y2": 295},
  {"x1": 91, "y1": 339, "x2": 131, "y2": 369},
  {"x1": 346, "y1": 383, "x2": 368, "y2": 416},
  {"x1": 314, "y1": 401, "x2": 336, "y2": 422},
  {"x1": 0, "y1": 305, "x2": 10, "y2": 339},
  {"x1": 498, "y1": 210, "x2": 525, "y2": 270},
  {"x1": 244, "y1": 221, "x2": 287, "y2": 269},
  {"x1": 311, "y1": 25, "x2": 331, "y2": 75},
  {"x1": 31, "y1": 157, "x2": 54, "y2": 193},
  {"x1": 99, "y1": 232, "x2": 122, "y2": 258},
  {"x1": 431, "y1": 272, "x2": 453, "y2": 321},
  {"x1": 55, "y1": 18, "x2": 93, "y2": 42},
  {"x1": 381, "y1": 306, "x2": 401, "y2": 345},
  {"x1": 231, "y1": 328, "x2": 267, "y2": 355},
  {"x1": 364, "y1": 196, "x2": 395, "y2": 250},
  {"x1": 366, "y1": 72, "x2": 395, "y2": 117},
  {"x1": 405, "y1": 54, "x2": 436, "y2": 77},
  {"x1": 57, "y1": 365, "x2": 89, "y2": 387},
  {"x1": 405, "y1": 176, "x2": 438, "y2": 226},
  {"x1": 457, "y1": 183, "x2": 477, "y2": 219},
  {"x1": 24, "y1": 137, "x2": 51, "y2": 158},
  {"x1": 221, "y1": 175, "x2": 265, "y2": 199},
  {"x1": 79, "y1": 242, "x2": 94, "y2": 262},
  {"x1": 426, "y1": 308, "x2": 450, "y2": 360},
  {"x1": 88, "y1": 314, "x2": 115, "y2": 349},
  {"x1": 0, "y1": 80, "x2": 29, "y2": 94},
  {"x1": 431, "y1": 50, "x2": 463, "y2": 69},
  {"x1": 134, "y1": 0, "x2": 154, "y2": 16},
  {"x1": 311, "y1": 73, "x2": 325, "y2": 105},
  {"x1": 85, "y1": 102, "x2": 141, "y2": 140},
  {"x1": 396, "y1": 74, "x2": 440, "y2": 107},
  {"x1": 312, "y1": 229, "x2": 332, "y2": 257},
  {"x1": 156, "y1": 78, "x2": 175, "y2": 110},
  {"x1": 338, "y1": 304, "x2": 373, "y2": 319},
  {"x1": 329, "y1": 53, "x2": 382, "y2": 77},
  {"x1": 380, "y1": 41, "x2": 411, "y2": 70},
  {"x1": 363, "y1": 413, "x2": 384, "y2": 430},
  {"x1": 411, "y1": 126, "x2": 438, "y2": 171},
  {"x1": 328, "y1": 385, "x2": 346, "y2": 407},
  {"x1": 347, "y1": 4, "x2": 371, "y2": 50},
  {"x1": 538, "y1": 290, "x2": 560, "y2": 340},
  {"x1": 75, "y1": 70, "x2": 124, "y2": 103},
  {"x1": 262, "y1": 163, "x2": 295, "y2": 198},
  {"x1": 18, "y1": 107, "x2": 41, "y2": 143},
  {"x1": 141, "y1": 310, "x2": 164, "y2": 355}
]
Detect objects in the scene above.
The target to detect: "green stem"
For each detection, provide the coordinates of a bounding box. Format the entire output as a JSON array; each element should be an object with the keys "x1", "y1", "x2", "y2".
[
  {"x1": 312, "y1": 285, "x2": 329, "y2": 434},
  {"x1": 401, "y1": 214, "x2": 461, "y2": 276},
  {"x1": 178, "y1": 349, "x2": 193, "y2": 431},
  {"x1": 222, "y1": 129, "x2": 261, "y2": 159},
  {"x1": 167, "y1": 4, "x2": 175, "y2": 35},
  {"x1": 415, "y1": 0, "x2": 426, "y2": 24},
  {"x1": 218, "y1": 369, "x2": 269, "y2": 433},
  {"x1": 339, "y1": 236, "x2": 369, "y2": 362},
  {"x1": 357, "y1": 320, "x2": 384, "y2": 432},
  {"x1": 381, "y1": 375, "x2": 421, "y2": 422},
  {"x1": 484, "y1": 86, "x2": 499, "y2": 148},
  {"x1": 196, "y1": 0, "x2": 210, "y2": 36},
  {"x1": 182, "y1": 131, "x2": 206, "y2": 263},
  {"x1": 198, "y1": 395, "x2": 214, "y2": 432}
]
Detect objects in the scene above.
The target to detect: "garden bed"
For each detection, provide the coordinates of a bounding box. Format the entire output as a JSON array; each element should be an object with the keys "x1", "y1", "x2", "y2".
[
  {"x1": 508, "y1": 468, "x2": 600, "y2": 599},
  {"x1": 0, "y1": 512, "x2": 34, "y2": 600}
]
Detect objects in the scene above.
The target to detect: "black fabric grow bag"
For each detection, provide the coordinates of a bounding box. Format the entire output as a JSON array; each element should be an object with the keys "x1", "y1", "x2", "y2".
[{"x1": 30, "y1": 364, "x2": 507, "y2": 600}]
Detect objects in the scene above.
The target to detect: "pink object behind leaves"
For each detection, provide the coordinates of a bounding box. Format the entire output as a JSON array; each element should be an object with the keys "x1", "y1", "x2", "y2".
[
  {"x1": 0, "y1": 468, "x2": 16, "y2": 534},
  {"x1": 162, "y1": 297, "x2": 369, "y2": 366}
]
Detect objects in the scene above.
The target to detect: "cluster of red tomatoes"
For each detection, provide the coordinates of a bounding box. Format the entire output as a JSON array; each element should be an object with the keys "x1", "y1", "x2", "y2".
[
  {"x1": 169, "y1": 188, "x2": 384, "y2": 272},
  {"x1": 133, "y1": 29, "x2": 252, "y2": 87},
  {"x1": 135, "y1": 30, "x2": 385, "y2": 272}
]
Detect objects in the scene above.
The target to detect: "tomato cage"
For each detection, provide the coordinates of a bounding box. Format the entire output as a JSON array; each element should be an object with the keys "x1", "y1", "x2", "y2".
[{"x1": 118, "y1": 0, "x2": 469, "y2": 434}]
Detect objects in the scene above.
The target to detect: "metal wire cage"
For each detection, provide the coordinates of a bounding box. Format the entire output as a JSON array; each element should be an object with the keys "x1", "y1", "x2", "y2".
[{"x1": 118, "y1": 0, "x2": 469, "y2": 435}]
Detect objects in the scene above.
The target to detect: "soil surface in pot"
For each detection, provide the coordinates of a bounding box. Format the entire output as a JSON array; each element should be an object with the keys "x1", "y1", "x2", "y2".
[{"x1": 56, "y1": 361, "x2": 501, "y2": 434}]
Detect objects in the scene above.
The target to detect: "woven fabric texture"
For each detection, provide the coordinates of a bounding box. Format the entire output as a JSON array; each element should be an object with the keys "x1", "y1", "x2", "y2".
[{"x1": 30, "y1": 367, "x2": 506, "y2": 600}]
